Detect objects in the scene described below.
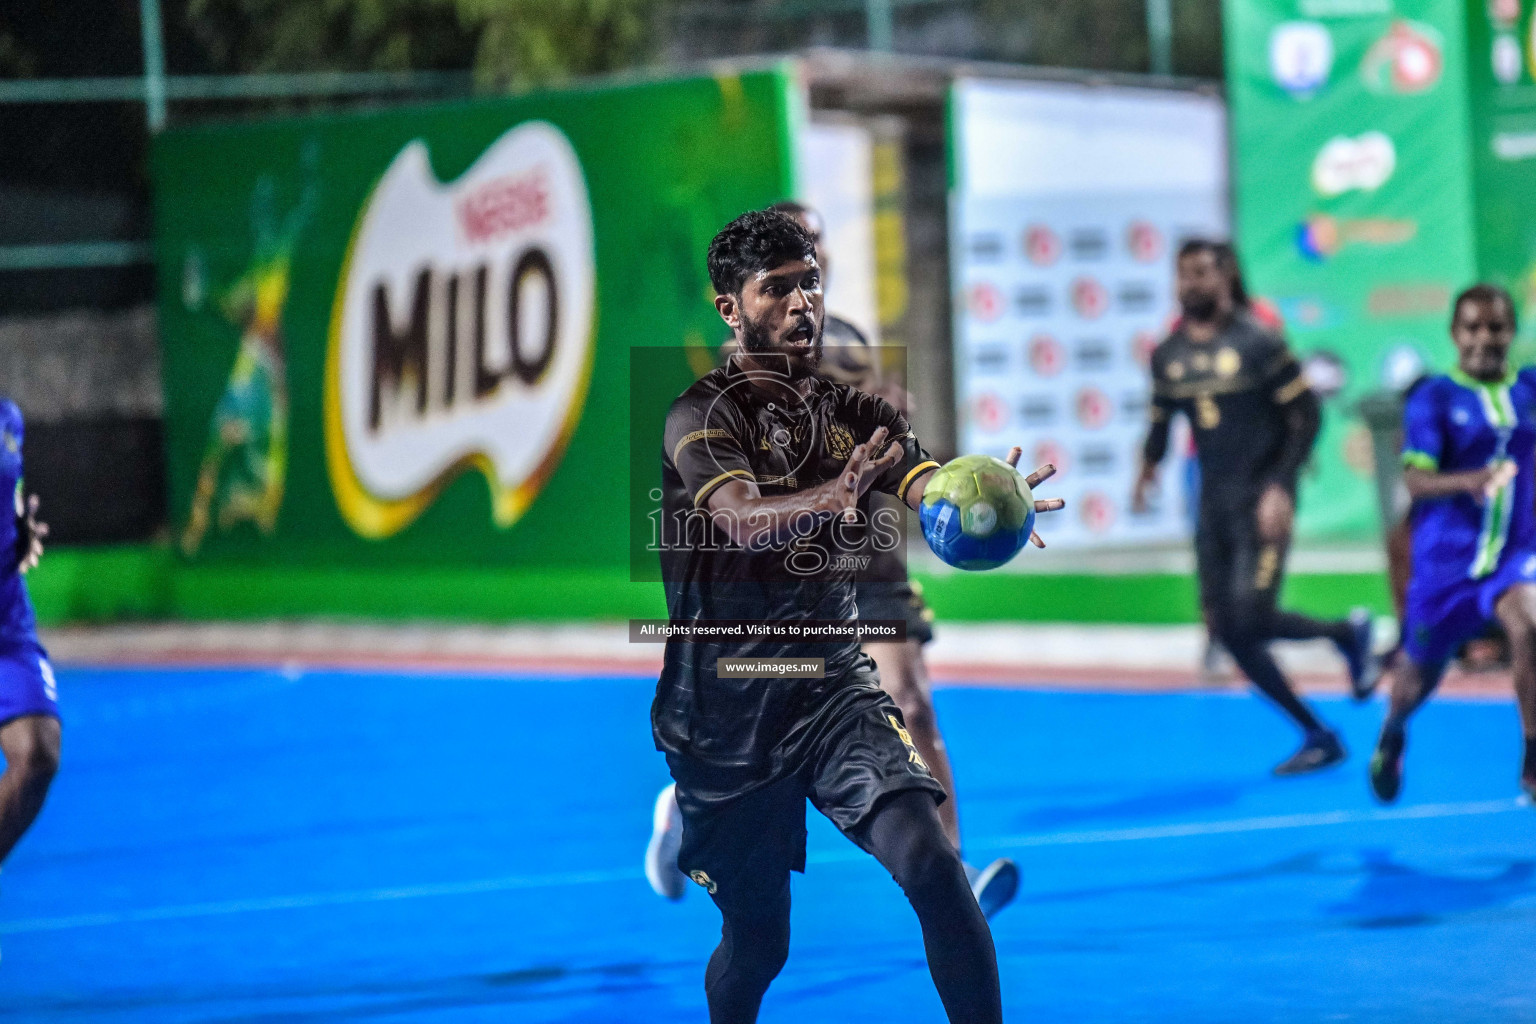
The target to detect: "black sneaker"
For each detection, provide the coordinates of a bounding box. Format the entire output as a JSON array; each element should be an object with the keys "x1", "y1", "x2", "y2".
[
  {"x1": 1370, "y1": 727, "x2": 1405, "y2": 804},
  {"x1": 1273, "y1": 728, "x2": 1347, "y2": 776},
  {"x1": 1335, "y1": 608, "x2": 1379, "y2": 702}
]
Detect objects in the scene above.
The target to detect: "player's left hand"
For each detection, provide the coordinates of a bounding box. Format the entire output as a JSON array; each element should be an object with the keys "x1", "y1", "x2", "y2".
[
  {"x1": 1256, "y1": 482, "x2": 1294, "y2": 542},
  {"x1": 13, "y1": 491, "x2": 47, "y2": 575},
  {"x1": 1006, "y1": 446, "x2": 1065, "y2": 548}
]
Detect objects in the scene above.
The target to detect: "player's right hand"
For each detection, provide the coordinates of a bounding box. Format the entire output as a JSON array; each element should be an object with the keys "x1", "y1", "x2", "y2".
[
  {"x1": 1479, "y1": 459, "x2": 1517, "y2": 501},
  {"x1": 832, "y1": 426, "x2": 903, "y2": 523},
  {"x1": 1005, "y1": 447, "x2": 1065, "y2": 548},
  {"x1": 13, "y1": 491, "x2": 47, "y2": 575},
  {"x1": 1130, "y1": 463, "x2": 1158, "y2": 514}
]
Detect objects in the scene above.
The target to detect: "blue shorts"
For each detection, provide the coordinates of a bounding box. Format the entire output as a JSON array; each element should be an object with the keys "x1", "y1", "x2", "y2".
[
  {"x1": 1402, "y1": 548, "x2": 1536, "y2": 667},
  {"x1": 0, "y1": 637, "x2": 58, "y2": 727}
]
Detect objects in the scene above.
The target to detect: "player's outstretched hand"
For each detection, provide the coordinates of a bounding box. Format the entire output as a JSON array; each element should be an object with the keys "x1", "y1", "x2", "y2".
[
  {"x1": 14, "y1": 492, "x2": 47, "y2": 575},
  {"x1": 1005, "y1": 446, "x2": 1065, "y2": 548},
  {"x1": 1483, "y1": 459, "x2": 1518, "y2": 500},
  {"x1": 834, "y1": 426, "x2": 904, "y2": 523}
]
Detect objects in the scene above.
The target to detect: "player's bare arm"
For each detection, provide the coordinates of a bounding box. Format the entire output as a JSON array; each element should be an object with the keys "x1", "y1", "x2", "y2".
[{"x1": 1403, "y1": 461, "x2": 1518, "y2": 502}]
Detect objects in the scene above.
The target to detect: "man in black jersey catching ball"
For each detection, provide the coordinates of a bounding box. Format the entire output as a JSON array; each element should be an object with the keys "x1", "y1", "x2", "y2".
[
  {"x1": 1133, "y1": 239, "x2": 1375, "y2": 776},
  {"x1": 654, "y1": 209, "x2": 1061, "y2": 1024}
]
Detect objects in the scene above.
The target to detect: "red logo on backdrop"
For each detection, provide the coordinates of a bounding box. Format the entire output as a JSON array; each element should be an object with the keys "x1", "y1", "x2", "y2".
[
  {"x1": 1126, "y1": 221, "x2": 1162, "y2": 263},
  {"x1": 1071, "y1": 277, "x2": 1109, "y2": 319},
  {"x1": 973, "y1": 393, "x2": 1009, "y2": 433},
  {"x1": 1080, "y1": 492, "x2": 1116, "y2": 533},
  {"x1": 1131, "y1": 330, "x2": 1160, "y2": 368},
  {"x1": 1028, "y1": 334, "x2": 1065, "y2": 376},
  {"x1": 1023, "y1": 225, "x2": 1061, "y2": 266},
  {"x1": 968, "y1": 282, "x2": 1004, "y2": 323},
  {"x1": 457, "y1": 169, "x2": 551, "y2": 243},
  {"x1": 1075, "y1": 386, "x2": 1112, "y2": 429},
  {"x1": 1033, "y1": 439, "x2": 1069, "y2": 476}
]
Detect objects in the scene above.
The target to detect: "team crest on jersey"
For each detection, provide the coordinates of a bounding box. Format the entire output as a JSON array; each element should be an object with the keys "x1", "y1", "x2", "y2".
[
  {"x1": 689, "y1": 869, "x2": 718, "y2": 894},
  {"x1": 325, "y1": 121, "x2": 596, "y2": 539},
  {"x1": 826, "y1": 422, "x2": 855, "y2": 461},
  {"x1": 1215, "y1": 348, "x2": 1241, "y2": 378},
  {"x1": 2, "y1": 431, "x2": 16, "y2": 455}
]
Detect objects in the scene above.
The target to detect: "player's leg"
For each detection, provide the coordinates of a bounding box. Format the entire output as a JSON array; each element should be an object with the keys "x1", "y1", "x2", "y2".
[
  {"x1": 864, "y1": 640, "x2": 958, "y2": 845},
  {"x1": 671, "y1": 762, "x2": 805, "y2": 1022},
  {"x1": 850, "y1": 789, "x2": 1001, "y2": 1024},
  {"x1": 865, "y1": 639, "x2": 1018, "y2": 918},
  {"x1": 705, "y1": 869, "x2": 792, "y2": 1024},
  {"x1": 1491, "y1": 584, "x2": 1536, "y2": 797},
  {"x1": 1369, "y1": 650, "x2": 1446, "y2": 803},
  {"x1": 1211, "y1": 533, "x2": 1343, "y2": 773},
  {"x1": 0, "y1": 714, "x2": 60, "y2": 863},
  {"x1": 1270, "y1": 606, "x2": 1377, "y2": 701}
]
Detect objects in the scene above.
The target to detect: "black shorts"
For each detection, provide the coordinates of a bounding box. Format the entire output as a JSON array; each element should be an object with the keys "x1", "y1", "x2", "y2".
[
  {"x1": 855, "y1": 579, "x2": 935, "y2": 646},
  {"x1": 666, "y1": 658, "x2": 946, "y2": 898}
]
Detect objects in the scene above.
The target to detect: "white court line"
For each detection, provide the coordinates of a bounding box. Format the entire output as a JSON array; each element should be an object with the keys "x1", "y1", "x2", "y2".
[{"x1": 2, "y1": 797, "x2": 1527, "y2": 936}]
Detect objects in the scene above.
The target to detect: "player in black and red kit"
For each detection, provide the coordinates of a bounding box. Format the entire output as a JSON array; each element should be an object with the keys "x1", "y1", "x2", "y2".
[
  {"x1": 1134, "y1": 240, "x2": 1375, "y2": 775},
  {"x1": 653, "y1": 209, "x2": 1061, "y2": 1024}
]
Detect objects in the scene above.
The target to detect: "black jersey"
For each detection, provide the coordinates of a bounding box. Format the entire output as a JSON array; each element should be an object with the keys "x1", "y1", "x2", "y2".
[
  {"x1": 1143, "y1": 311, "x2": 1317, "y2": 507},
  {"x1": 653, "y1": 357, "x2": 938, "y2": 768}
]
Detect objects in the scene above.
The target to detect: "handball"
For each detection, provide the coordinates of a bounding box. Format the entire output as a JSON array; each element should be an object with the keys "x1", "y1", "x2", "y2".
[{"x1": 919, "y1": 454, "x2": 1035, "y2": 570}]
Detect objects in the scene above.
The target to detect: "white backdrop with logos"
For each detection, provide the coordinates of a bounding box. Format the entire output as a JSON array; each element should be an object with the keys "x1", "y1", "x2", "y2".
[{"x1": 950, "y1": 79, "x2": 1229, "y2": 550}]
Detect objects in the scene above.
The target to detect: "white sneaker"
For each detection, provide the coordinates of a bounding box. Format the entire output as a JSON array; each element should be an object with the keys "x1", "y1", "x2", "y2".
[{"x1": 644, "y1": 783, "x2": 688, "y2": 900}]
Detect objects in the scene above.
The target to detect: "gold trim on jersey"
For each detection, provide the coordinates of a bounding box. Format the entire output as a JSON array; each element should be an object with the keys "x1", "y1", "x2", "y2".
[
  {"x1": 673, "y1": 428, "x2": 735, "y2": 465},
  {"x1": 1273, "y1": 375, "x2": 1311, "y2": 405},
  {"x1": 1154, "y1": 375, "x2": 1263, "y2": 401},
  {"x1": 898, "y1": 461, "x2": 941, "y2": 502},
  {"x1": 694, "y1": 468, "x2": 755, "y2": 507}
]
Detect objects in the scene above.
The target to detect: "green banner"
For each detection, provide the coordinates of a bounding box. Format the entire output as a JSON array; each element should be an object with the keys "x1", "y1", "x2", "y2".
[
  {"x1": 153, "y1": 69, "x2": 797, "y2": 573},
  {"x1": 1467, "y1": 0, "x2": 1536, "y2": 337},
  {"x1": 1224, "y1": 0, "x2": 1478, "y2": 538}
]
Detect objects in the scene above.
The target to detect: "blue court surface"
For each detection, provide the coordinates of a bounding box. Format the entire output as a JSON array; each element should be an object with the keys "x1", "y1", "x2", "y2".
[{"x1": 3, "y1": 663, "x2": 1534, "y2": 1023}]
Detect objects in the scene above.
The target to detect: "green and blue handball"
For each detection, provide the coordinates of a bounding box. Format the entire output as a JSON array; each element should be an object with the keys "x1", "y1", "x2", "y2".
[{"x1": 920, "y1": 451, "x2": 1060, "y2": 569}]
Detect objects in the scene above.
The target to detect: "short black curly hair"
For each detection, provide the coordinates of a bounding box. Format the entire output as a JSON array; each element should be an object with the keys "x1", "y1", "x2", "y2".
[
  {"x1": 1451, "y1": 282, "x2": 1517, "y2": 330},
  {"x1": 707, "y1": 209, "x2": 818, "y2": 296}
]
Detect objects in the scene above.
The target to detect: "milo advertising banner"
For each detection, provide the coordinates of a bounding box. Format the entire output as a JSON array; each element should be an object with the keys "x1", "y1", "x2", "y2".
[
  {"x1": 1466, "y1": 0, "x2": 1536, "y2": 333},
  {"x1": 1224, "y1": 0, "x2": 1480, "y2": 537},
  {"x1": 153, "y1": 70, "x2": 797, "y2": 579}
]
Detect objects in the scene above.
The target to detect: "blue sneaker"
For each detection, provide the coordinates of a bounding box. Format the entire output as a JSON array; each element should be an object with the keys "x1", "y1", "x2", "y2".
[
  {"x1": 965, "y1": 857, "x2": 1019, "y2": 919},
  {"x1": 1336, "y1": 608, "x2": 1379, "y2": 702}
]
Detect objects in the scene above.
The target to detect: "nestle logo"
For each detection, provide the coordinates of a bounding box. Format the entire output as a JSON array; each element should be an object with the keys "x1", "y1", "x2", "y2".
[
  {"x1": 1079, "y1": 445, "x2": 1116, "y2": 474},
  {"x1": 1069, "y1": 229, "x2": 1108, "y2": 260},
  {"x1": 1018, "y1": 396, "x2": 1058, "y2": 425},
  {"x1": 973, "y1": 346, "x2": 1009, "y2": 372},
  {"x1": 1117, "y1": 282, "x2": 1156, "y2": 312},
  {"x1": 1015, "y1": 286, "x2": 1053, "y2": 315},
  {"x1": 969, "y1": 234, "x2": 1005, "y2": 260},
  {"x1": 1074, "y1": 340, "x2": 1112, "y2": 371},
  {"x1": 457, "y1": 168, "x2": 550, "y2": 243}
]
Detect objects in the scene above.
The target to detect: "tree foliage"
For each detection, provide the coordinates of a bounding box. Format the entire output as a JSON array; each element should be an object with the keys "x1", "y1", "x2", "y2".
[{"x1": 180, "y1": 0, "x2": 662, "y2": 88}]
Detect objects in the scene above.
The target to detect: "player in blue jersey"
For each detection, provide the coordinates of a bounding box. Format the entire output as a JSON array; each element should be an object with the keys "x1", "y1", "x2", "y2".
[
  {"x1": 0, "y1": 399, "x2": 58, "y2": 864},
  {"x1": 1371, "y1": 284, "x2": 1536, "y2": 803}
]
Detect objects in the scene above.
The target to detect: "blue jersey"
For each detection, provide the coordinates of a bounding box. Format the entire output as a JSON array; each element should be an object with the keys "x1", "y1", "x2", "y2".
[
  {"x1": 1402, "y1": 368, "x2": 1536, "y2": 580},
  {"x1": 0, "y1": 400, "x2": 37, "y2": 643}
]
